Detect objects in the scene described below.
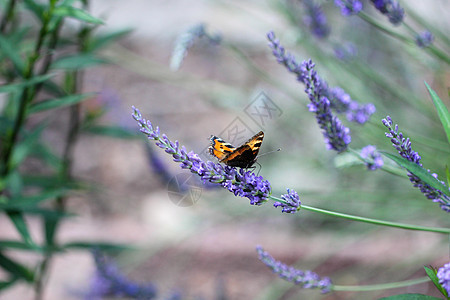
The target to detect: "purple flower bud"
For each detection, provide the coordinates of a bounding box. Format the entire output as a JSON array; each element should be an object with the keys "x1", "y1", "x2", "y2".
[
  {"x1": 256, "y1": 246, "x2": 332, "y2": 293},
  {"x1": 382, "y1": 116, "x2": 450, "y2": 212},
  {"x1": 437, "y1": 262, "x2": 450, "y2": 296},
  {"x1": 360, "y1": 145, "x2": 384, "y2": 170},
  {"x1": 416, "y1": 30, "x2": 434, "y2": 48},
  {"x1": 334, "y1": 0, "x2": 363, "y2": 16}
]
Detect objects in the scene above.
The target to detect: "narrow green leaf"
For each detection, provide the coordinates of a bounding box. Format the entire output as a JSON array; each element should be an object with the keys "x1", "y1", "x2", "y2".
[
  {"x1": 85, "y1": 125, "x2": 139, "y2": 139},
  {"x1": 23, "y1": 0, "x2": 46, "y2": 21},
  {"x1": 0, "y1": 74, "x2": 53, "y2": 94},
  {"x1": 0, "y1": 252, "x2": 34, "y2": 282},
  {"x1": 425, "y1": 82, "x2": 450, "y2": 145},
  {"x1": 63, "y1": 241, "x2": 133, "y2": 252},
  {"x1": 88, "y1": 28, "x2": 133, "y2": 51},
  {"x1": 382, "y1": 152, "x2": 450, "y2": 197},
  {"x1": 424, "y1": 266, "x2": 448, "y2": 298},
  {"x1": 0, "y1": 35, "x2": 25, "y2": 73},
  {"x1": 53, "y1": 5, "x2": 104, "y2": 24},
  {"x1": 2, "y1": 207, "x2": 73, "y2": 219},
  {"x1": 446, "y1": 165, "x2": 450, "y2": 187},
  {"x1": 6, "y1": 211, "x2": 36, "y2": 248},
  {"x1": 51, "y1": 54, "x2": 107, "y2": 70},
  {"x1": 28, "y1": 93, "x2": 94, "y2": 113},
  {"x1": 379, "y1": 294, "x2": 442, "y2": 300},
  {"x1": 0, "y1": 277, "x2": 18, "y2": 291},
  {"x1": 4, "y1": 188, "x2": 70, "y2": 208},
  {"x1": 10, "y1": 122, "x2": 47, "y2": 169},
  {"x1": 0, "y1": 240, "x2": 42, "y2": 251}
]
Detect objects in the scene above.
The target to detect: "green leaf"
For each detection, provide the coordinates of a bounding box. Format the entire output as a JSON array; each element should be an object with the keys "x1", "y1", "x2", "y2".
[
  {"x1": 0, "y1": 252, "x2": 34, "y2": 282},
  {"x1": 379, "y1": 294, "x2": 442, "y2": 300},
  {"x1": 84, "y1": 125, "x2": 140, "y2": 139},
  {"x1": 424, "y1": 266, "x2": 448, "y2": 298},
  {"x1": 10, "y1": 122, "x2": 47, "y2": 169},
  {"x1": 6, "y1": 189, "x2": 70, "y2": 208},
  {"x1": 0, "y1": 74, "x2": 54, "y2": 94},
  {"x1": 28, "y1": 93, "x2": 94, "y2": 113},
  {"x1": 51, "y1": 54, "x2": 107, "y2": 70},
  {"x1": 0, "y1": 240, "x2": 43, "y2": 251},
  {"x1": 6, "y1": 211, "x2": 37, "y2": 248},
  {"x1": 0, "y1": 35, "x2": 25, "y2": 73},
  {"x1": 53, "y1": 5, "x2": 104, "y2": 24},
  {"x1": 0, "y1": 277, "x2": 18, "y2": 291},
  {"x1": 425, "y1": 82, "x2": 450, "y2": 145},
  {"x1": 62, "y1": 241, "x2": 133, "y2": 252},
  {"x1": 382, "y1": 152, "x2": 450, "y2": 198},
  {"x1": 23, "y1": 0, "x2": 46, "y2": 21},
  {"x1": 88, "y1": 28, "x2": 133, "y2": 51}
]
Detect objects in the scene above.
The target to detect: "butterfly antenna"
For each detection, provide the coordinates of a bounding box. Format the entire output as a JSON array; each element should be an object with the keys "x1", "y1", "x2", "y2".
[{"x1": 257, "y1": 148, "x2": 281, "y2": 158}]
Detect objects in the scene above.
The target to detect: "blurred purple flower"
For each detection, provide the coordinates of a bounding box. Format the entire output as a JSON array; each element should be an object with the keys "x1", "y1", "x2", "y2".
[
  {"x1": 416, "y1": 31, "x2": 434, "y2": 48},
  {"x1": 267, "y1": 31, "x2": 375, "y2": 126},
  {"x1": 370, "y1": 0, "x2": 404, "y2": 25},
  {"x1": 170, "y1": 23, "x2": 221, "y2": 71},
  {"x1": 132, "y1": 106, "x2": 271, "y2": 206},
  {"x1": 256, "y1": 246, "x2": 332, "y2": 293},
  {"x1": 333, "y1": 42, "x2": 357, "y2": 61},
  {"x1": 334, "y1": 0, "x2": 363, "y2": 16},
  {"x1": 274, "y1": 188, "x2": 301, "y2": 213},
  {"x1": 382, "y1": 116, "x2": 450, "y2": 212},
  {"x1": 360, "y1": 145, "x2": 383, "y2": 170},
  {"x1": 302, "y1": 0, "x2": 330, "y2": 39},
  {"x1": 86, "y1": 251, "x2": 157, "y2": 300},
  {"x1": 437, "y1": 262, "x2": 450, "y2": 296}
]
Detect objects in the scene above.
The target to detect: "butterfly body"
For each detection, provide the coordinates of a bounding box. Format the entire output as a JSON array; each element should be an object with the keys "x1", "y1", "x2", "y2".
[{"x1": 209, "y1": 131, "x2": 264, "y2": 168}]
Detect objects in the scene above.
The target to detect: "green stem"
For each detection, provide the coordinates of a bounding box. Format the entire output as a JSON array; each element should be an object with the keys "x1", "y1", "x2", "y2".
[
  {"x1": 269, "y1": 196, "x2": 450, "y2": 234},
  {"x1": 0, "y1": 1, "x2": 56, "y2": 181},
  {"x1": 333, "y1": 276, "x2": 430, "y2": 292},
  {"x1": 0, "y1": 0, "x2": 17, "y2": 33},
  {"x1": 358, "y1": 11, "x2": 411, "y2": 44}
]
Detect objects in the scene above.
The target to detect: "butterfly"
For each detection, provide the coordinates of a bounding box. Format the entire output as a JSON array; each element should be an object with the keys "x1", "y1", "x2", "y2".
[{"x1": 209, "y1": 131, "x2": 264, "y2": 168}]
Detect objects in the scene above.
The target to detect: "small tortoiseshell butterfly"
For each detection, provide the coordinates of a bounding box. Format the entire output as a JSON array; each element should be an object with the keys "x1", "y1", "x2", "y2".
[{"x1": 209, "y1": 131, "x2": 264, "y2": 168}]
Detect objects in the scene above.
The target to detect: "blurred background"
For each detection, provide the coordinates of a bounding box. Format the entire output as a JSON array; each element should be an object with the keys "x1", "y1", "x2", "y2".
[{"x1": 1, "y1": 0, "x2": 449, "y2": 299}]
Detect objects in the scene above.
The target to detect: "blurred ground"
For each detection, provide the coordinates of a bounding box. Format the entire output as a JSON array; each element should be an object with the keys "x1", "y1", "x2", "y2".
[{"x1": 1, "y1": 0, "x2": 449, "y2": 299}]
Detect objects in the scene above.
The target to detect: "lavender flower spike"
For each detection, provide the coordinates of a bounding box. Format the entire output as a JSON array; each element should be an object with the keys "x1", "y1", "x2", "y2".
[
  {"x1": 132, "y1": 106, "x2": 271, "y2": 206},
  {"x1": 416, "y1": 30, "x2": 434, "y2": 48},
  {"x1": 303, "y1": 60, "x2": 352, "y2": 152},
  {"x1": 274, "y1": 188, "x2": 301, "y2": 213},
  {"x1": 334, "y1": 0, "x2": 363, "y2": 16},
  {"x1": 86, "y1": 250, "x2": 158, "y2": 299},
  {"x1": 302, "y1": 0, "x2": 330, "y2": 39},
  {"x1": 370, "y1": 0, "x2": 404, "y2": 25},
  {"x1": 256, "y1": 246, "x2": 332, "y2": 293},
  {"x1": 360, "y1": 145, "x2": 383, "y2": 170},
  {"x1": 382, "y1": 116, "x2": 450, "y2": 212},
  {"x1": 437, "y1": 262, "x2": 450, "y2": 296},
  {"x1": 267, "y1": 31, "x2": 375, "y2": 126}
]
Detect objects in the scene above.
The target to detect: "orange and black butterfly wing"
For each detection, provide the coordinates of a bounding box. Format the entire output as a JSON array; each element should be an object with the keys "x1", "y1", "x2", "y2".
[
  {"x1": 209, "y1": 136, "x2": 236, "y2": 161},
  {"x1": 222, "y1": 131, "x2": 264, "y2": 168}
]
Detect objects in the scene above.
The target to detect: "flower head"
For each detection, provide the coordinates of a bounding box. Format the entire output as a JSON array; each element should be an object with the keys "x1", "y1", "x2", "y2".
[
  {"x1": 274, "y1": 188, "x2": 301, "y2": 213},
  {"x1": 334, "y1": 0, "x2": 363, "y2": 16},
  {"x1": 302, "y1": 0, "x2": 330, "y2": 39},
  {"x1": 267, "y1": 31, "x2": 375, "y2": 127},
  {"x1": 333, "y1": 42, "x2": 357, "y2": 61},
  {"x1": 170, "y1": 23, "x2": 221, "y2": 71},
  {"x1": 86, "y1": 250, "x2": 157, "y2": 300},
  {"x1": 370, "y1": 0, "x2": 404, "y2": 25},
  {"x1": 360, "y1": 145, "x2": 383, "y2": 170},
  {"x1": 256, "y1": 246, "x2": 332, "y2": 293},
  {"x1": 382, "y1": 116, "x2": 450, "y2": 212},
  {"x1": 437, "y1": 262, "x2": 450, "y2": 296},
  {"x1": 416, "y1": 31, "x2": 434, "y2": 48},
  {"x1": 132, "y1": 106, "x2": 271, "y2": 206}
]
